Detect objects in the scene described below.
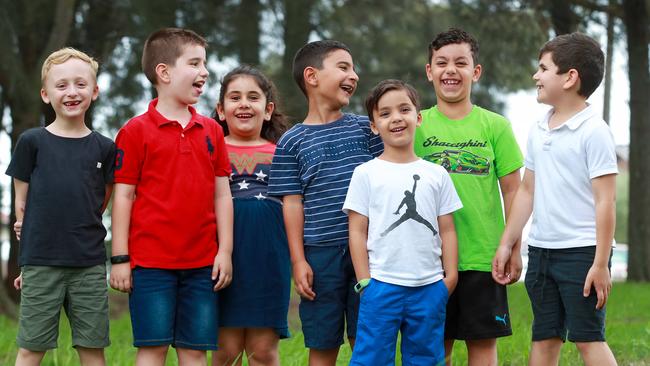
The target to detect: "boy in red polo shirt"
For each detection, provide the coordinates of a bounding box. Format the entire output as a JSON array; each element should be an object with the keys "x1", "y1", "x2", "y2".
[{"x1": 109, "y1": 28, "x2": 233, "y2": 366}]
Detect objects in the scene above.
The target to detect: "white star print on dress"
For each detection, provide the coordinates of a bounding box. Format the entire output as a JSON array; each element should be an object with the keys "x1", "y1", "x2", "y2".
[
  {"x1": 255, "y1": 170, "x2": 268, "y2": 181},
  {"x1": 255, "y1": 193, "x2": 266, "y2": 200},
  {"x1": 238, "y1": 180, "x2": 250, "y2": 190}
]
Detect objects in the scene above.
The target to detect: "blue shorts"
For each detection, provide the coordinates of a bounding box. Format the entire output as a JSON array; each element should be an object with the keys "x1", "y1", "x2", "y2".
[
  {"x1": 129, "y1": 266, "x2": 218, "y2": 350},
  {"x1": 300, "y1": 245, "x2": 358, "y2": 349},
  {"x1": 525, "y1": 246, "x2": 611, "y2": 342},
  {"x1": 350, "y1": 279, "x2": 448, "y2": 366}
]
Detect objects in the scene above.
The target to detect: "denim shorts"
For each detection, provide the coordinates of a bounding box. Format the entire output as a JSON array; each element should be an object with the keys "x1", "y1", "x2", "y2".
[
  {"x1": 525, "y1": 246, "x2": 611, "y2": 342},
  {"x1": 299, "y1": 244, "x2": 358, "y2": 349},
  {"x1": 17, "y1": 265, "x2": 109, "y2": 351},
  {"x1": 350, "y1": 279, "x2": 448, "y2": 366},
  {"x1": 129, "y1": 266, "x2": 218, "y2": 350}
]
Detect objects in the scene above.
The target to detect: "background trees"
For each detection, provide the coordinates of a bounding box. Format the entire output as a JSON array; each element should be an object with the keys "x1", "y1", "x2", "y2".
[{"x1": 0, "y1": 0, "x2": 648, "y2": 312}]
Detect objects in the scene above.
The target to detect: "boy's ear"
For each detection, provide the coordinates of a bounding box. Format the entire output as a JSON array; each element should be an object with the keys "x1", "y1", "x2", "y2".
[
  {"x1": 370, "y1": 119, "x2": 380, "y2": 135},
  {"x1": 155, "y1": 63, "x2": 171, "y2": 84},
  {"x1": 472, "y1": 64, "x2": 482, "y2": 82},
  {"x1": 40, "y1": 88, "x2": 51, "y2": 105},
  {"x1": 416, "y1": 112, "x2": 422, "y2": 127},
  {"x1": 425, "y1": 64, "x2": 434, "y2": 82},
  {"x1": 303, "y1": 66, "x2": 318, "y2": 88},
  {"x1": 563, "y1": 69, "x2": 580, "y2": 91},
  {"x1": 91, "y1": 84, "x2": 99, "y2": 101},
  {"x1": 264, "y1": 101, "x2": 275, "y2": 121}
]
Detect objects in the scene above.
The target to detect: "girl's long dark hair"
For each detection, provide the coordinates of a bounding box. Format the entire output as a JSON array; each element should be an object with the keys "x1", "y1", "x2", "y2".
[{"x1": 214, "y1": 65, "x2": 289, "y2": 143}]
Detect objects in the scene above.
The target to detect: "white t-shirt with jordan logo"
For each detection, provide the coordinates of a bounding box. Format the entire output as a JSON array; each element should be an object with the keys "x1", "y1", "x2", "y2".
[{"x1": 343, "y1": 158, "x2": 463, "y2": 287}]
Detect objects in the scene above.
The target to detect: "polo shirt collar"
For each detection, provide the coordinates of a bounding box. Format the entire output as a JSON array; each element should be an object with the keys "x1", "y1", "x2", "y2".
[
  {"x1": 148, "y1": 98, "x2": 204, "y2": 128},
  {"x1": 537, "y1": 104, "x2": 595, "y2": 131}
]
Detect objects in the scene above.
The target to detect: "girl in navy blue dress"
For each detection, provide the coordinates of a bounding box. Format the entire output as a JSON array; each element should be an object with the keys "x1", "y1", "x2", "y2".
[{"x1": 212, "y1": 65, "x2": 291, "y2": 366}]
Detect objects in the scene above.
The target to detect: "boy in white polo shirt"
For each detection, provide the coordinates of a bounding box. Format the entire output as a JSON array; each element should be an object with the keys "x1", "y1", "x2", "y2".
[{"x1": 493, "y1": 33, "x2": 618, "y2": 365}]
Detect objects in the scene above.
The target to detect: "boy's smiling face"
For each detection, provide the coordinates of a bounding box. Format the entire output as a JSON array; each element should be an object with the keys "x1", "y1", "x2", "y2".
[
  {"x1": 426, "y1": 42, "x2": 481, "y2": 105},
  {"x1": 533, "y1": 51, "x2": 568, "y2": 106},
  {"x1": 40, "y1": 58, "x2": 98, "y2": 122},
  {"x1": 162, "y1": 44, "x2": 209, "y2": 105},
  {"x1": 371, "y1": 89, "x2": 421, "y2": 150},
  {"x1": 309, "y1": 49, "x2": 358, "y2": 108}
]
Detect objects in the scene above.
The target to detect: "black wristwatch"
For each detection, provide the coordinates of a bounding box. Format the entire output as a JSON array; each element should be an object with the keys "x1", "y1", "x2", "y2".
[{"x1": 110, "y1": 255, "x2": 130, "y2": 264}]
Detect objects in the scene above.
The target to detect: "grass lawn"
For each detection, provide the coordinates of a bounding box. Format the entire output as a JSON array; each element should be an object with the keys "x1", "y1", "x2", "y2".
[{"x1": 0, "y1": 283, "x2": 648, "y2": 365}]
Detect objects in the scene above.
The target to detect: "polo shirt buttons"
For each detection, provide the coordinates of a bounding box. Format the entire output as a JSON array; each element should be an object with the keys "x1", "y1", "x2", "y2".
[{"x1": 181, "y1": 133, "x2": 185, "y2": 138}]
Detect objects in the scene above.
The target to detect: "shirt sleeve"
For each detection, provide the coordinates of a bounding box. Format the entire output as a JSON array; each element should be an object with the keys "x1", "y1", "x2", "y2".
[
  {"x1": 493, "y1": 119, "x2": 524, "y2": 178},
  {"x1": 103, "y1": 140, "x2": 117, "y2": 184},
  {"x1": 212, "y1": 124, "x2": 231, "y2": 177},
  {"x1": 114, "y1": 124, "x2": 143, "y2": 185},
  {"x1": 342, "y1": 166, "x2": 370, "y2": 217},
  {"x1": 6, "y1": 130, "x2": 37, "y2": 182},
  {"x1": 437, "y1": 169, "x2": 463, "y2": 216},
  {"x1": 268, "y1": 130, "x2": 303, "y2": 197},
  {"x1": 585, "y1": 123, "x2": 618, "y2": 179},
  {"x1": 524, "y1": 124, "x2": 537, "y2": 172}
]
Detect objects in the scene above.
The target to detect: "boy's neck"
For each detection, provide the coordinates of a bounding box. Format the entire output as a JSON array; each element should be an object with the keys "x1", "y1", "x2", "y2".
[
  {"x1": 303, "y1": 95, "x2": 344, "y2": 125},
  {"x1": 436, "y1": 99, "x2": 473, "y2": 120},
  {"x1": 378, "y1": 145, "x2": 419, "y2": 164},
  {"x1": 547, "y1": 97, "x2": 588, "y2": 129},
  {"x1": 46, "y1": 118, "x2": 91, "y2": 138},
  {"x1": 155, "y1": 94, "x2": 193, "y2": 128}
]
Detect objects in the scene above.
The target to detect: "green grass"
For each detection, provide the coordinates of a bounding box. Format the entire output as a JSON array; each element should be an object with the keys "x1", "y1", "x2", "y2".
[{"x1": 1, "y1": 283, "x2": 649, "y2": 365}]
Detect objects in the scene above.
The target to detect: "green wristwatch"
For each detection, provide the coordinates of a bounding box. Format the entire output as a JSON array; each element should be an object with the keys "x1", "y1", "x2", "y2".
[{"x1": 354, "y1": 278, "x2": 371, "y2": 294}]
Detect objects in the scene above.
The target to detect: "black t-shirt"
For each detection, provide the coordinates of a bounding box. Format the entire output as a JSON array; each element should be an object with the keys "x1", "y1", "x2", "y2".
[{"x1": 6, "y1": 128, "x2": 116, "y2": 267}]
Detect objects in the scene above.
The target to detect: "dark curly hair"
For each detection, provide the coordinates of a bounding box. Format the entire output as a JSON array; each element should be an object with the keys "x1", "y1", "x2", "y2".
[{"x1": 428, "y1": 27, "x2": 479, "y2": 66}]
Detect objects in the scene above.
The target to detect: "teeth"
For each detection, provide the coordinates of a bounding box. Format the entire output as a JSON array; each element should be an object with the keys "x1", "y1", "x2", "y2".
[{"x1": 442, "y1": 80, "x2": 460, "y2": 85}]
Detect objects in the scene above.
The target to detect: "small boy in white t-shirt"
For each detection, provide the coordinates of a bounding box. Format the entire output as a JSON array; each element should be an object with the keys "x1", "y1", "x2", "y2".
[{"x1": 343, "y1": 79, "x2": 462, "y2": 365}]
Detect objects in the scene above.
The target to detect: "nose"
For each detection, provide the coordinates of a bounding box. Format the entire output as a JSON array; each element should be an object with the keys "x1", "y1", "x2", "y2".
[
  {"x1": 66, "y1": 85, "x2": 79, "y2": 96},
  {"x1": 532, "y1": 70, "x2": 540, "y2": 80},
  {"x1": 200, "y1": 63, "x2": 209, "y2": 78},
  {"x1": 350, "y1": 69, "x2": 359, "y2": 82}
]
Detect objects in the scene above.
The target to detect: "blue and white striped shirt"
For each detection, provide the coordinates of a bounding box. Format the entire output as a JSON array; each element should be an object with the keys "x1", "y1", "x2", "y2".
[{"x1": 268, "y1": 113, "x2": 383, "y2": 246}]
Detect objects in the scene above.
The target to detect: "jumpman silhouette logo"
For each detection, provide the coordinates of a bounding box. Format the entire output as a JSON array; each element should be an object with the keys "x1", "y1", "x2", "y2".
[{"x1": 380, "y1": 174, "x2": 438, "y2": 237}]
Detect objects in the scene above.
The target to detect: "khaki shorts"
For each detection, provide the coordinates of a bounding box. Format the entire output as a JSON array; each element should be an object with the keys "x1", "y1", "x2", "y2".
[{"x1": 17, "y1": 265, "x2": 110, "y2": 351}]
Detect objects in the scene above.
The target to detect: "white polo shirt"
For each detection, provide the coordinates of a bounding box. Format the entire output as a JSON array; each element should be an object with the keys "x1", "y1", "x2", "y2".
[{"x1": 525, "y1": 104, "x2": 618, "y2": 249}]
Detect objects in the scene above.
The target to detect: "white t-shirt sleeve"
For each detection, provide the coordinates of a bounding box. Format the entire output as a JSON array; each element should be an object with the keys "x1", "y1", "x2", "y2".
[
  {"x1": 342, "y1": 165, "x2": 370, "y2": 217},
  {"x1": 524, "y1": 123, "x2": 537, "y2": 171},
  {"x1": 437, "y1": 169, "x2": 463, "y2": 216},
  {"x1": 585, "y1": 124, "x2": 618, "y2": 179}
]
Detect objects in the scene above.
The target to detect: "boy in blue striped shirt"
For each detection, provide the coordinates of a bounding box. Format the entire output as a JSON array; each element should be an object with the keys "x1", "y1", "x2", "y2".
[{"x1": 268, "y1": 40, "x2": 383, "y2": 365}]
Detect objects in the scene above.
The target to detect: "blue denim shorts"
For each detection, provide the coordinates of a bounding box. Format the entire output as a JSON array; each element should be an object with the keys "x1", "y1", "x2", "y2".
[
  {"x1": 129, "y1": 266, "x2": 218, "y2": 350},
  {"x1": 350, "y1": 279, "x2": 448, "y2": 366},
  {"x1": 300, "y1": 244, "x2": 358, "y2": 349},
  {"x1": 525, "y1": 246, "x2": 611, "y2": 342}
]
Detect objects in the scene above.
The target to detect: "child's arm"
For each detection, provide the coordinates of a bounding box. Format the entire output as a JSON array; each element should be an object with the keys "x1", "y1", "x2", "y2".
[
  {"x1": 13, "y1": 178, "x2": 28, "y2": 241},
  {"x1": 439, "y1": 213, "x2": 458, "y2": 293},
  {"x1": 586, "y1": 173, "x2": 616, "y2": 310},
  {"x1": 348, "y1": 211, "x2": 370, "y2": 282},
  {"x1": 499, "y1": 169, "x2": 522, "y2": 284},
  {"x1": 493, "y1": 168, "x2": 535, "y2": 285},
  {"x1": 110, "y1": 183, "x2": 136, "y2": 293},
  {"x1": 12, "y1": 178, "x2": 28, "y2": 289},
  {"x1": 212, "y1": 176, "x2": 233, "y2": 290},
  {"x1": 283, "y1": 194, "x2": 316, "y2": 300}
]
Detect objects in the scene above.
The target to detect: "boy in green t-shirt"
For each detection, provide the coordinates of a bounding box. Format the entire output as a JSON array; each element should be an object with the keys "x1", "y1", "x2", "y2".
[{"x1": 414, "y1": 28, "x2": 523, "y2": 365}]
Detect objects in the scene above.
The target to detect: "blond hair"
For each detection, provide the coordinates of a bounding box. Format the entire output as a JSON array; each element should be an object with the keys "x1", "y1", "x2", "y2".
[{"x1": 41, "y1": 47, "x2": 99, "y2": 85}]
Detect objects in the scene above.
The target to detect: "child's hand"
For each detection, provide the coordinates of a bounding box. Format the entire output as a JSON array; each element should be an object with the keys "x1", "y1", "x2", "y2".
[
  {"x1": 492, "y1": 244, "x2": 513, "y2": 285},
  {"x1": 109, "y1": 263, "x2": 132, "y2": 293},
  {"x1": 14, "y1": 221, "x2": 22, "y2": 240},
  {"x1": 292, "y1": 260, "x2": 315, "y2": 300},
  {"x1": 583, "y1": 264, "x2": 611, "y2": 310},
  {"x1": 212, "y1": 252, "x2": 233, "y2": 291},
  {"x1": 443, "y1": 275, "x2": 458, "y2": 295},
  {"x1": 13, "y1": 273, "x2": 22, "y2": 290}
]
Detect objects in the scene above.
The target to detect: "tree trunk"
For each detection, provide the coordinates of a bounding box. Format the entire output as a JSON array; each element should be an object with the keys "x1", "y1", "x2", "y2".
[
  {"x1": 602, "y1": 1, "x2": 615, "y2": 124},
  {"x1": 278, "y1": 0, "x2": 316, "y2": 121},
  {"x1": 623, "y1": 0, "x2": 650, "y2": 281},
  {"x1": 236, "y1": 0, "x2": 261, "y2": 66},
  {"x1": 548, "y1": 0, "x2": 579, "y2": 34}
]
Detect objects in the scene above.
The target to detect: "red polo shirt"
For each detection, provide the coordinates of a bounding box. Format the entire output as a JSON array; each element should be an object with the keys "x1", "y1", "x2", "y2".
[{"x1": 114, "y1": 99, "x2": 231, "y2": 269}]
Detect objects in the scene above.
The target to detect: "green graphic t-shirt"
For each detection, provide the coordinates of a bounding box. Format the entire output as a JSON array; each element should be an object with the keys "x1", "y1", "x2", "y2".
[{"x1": 414, "y1": 105, "x2": 523, "y2": 272}]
